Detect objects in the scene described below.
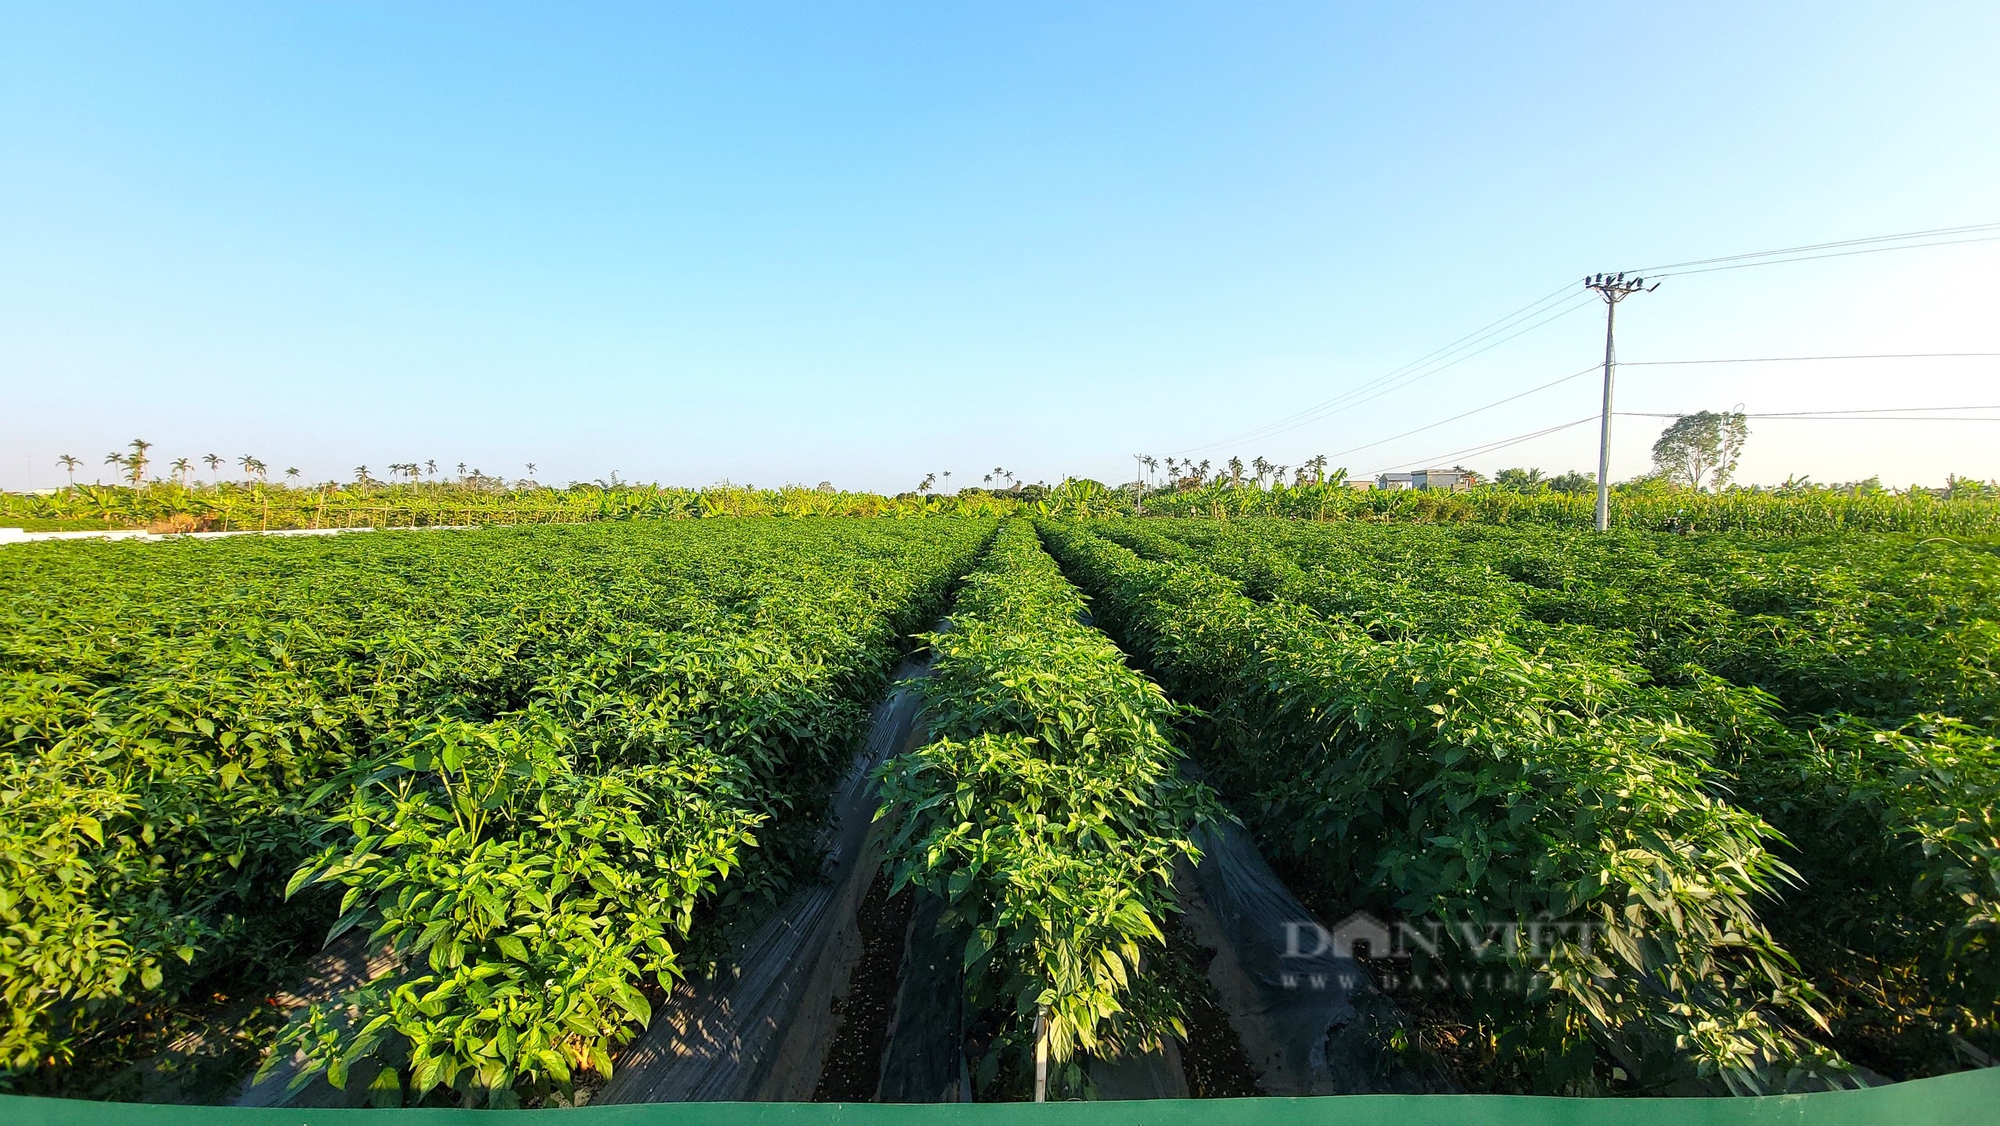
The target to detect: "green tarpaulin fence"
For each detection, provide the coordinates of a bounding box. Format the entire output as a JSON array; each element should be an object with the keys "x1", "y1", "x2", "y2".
[{"x1": 6, "y1": 1070, "x2": 1997, "y2": 1126}]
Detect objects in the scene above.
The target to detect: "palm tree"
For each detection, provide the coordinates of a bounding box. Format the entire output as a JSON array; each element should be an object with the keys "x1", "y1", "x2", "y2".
[
  {"x1": 203, "y1": 454, "x2": 223, "y2": 484},
  {"x1": 425, "y1": 459, "x2": 437, "y2": 479},
  {"x1": 525, "y1": 463, "x2": 537, "y2": 479},
  {"x1": 456, "y1": 462, "x2": 467, "y2": 479},
  {"x1": 286, "y1": 467, "x2": 301, "y2": 485},
  {"x1": 170, "y1": 457, "x2": 192, "y2": 485},
  {"x1": 355, "y1": 465, "x2": 371, "y2": 485},
  {"x1": 56, "y1": 454, "x2": 81, "y2": 486},
  {"x1": 105, "y1": 451, "x2": 129, "y2": 485},
  {"x1": 1227, "y1": 457, "x2": 1245, "y2": 489},
  {"x1": 917, "y1": 472, "x2": 936, "y2": 496},
  {"x1": 238, "y1": 455, "x2": 256, "y2": 481},
  {"x1": 1251, "y1": 456, "x2": 1272, "y2": 488},
  {"x1": 125, "y1": 439, "x2": 154, "y2": 485}
]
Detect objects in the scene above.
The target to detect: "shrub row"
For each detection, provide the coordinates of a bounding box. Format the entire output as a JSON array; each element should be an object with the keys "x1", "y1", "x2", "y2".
[
  {"x1": 0, "y1": 520, "x2": 992, "y2": 1100},
  {"x1": 1128, "y1": 518, "x2": 1999, "y2": 1064},
  {"x1": 1038, "y1": 519, "x2": 1844, "y2": 1095},
  {"x1": 875, "y1": 521, "x2": 1221, "y2": 1094}
]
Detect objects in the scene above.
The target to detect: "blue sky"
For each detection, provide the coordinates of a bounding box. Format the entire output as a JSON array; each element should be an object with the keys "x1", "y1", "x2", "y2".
[{"x1": 3, "y1": 2, "x2": 1996, "y2": 492}]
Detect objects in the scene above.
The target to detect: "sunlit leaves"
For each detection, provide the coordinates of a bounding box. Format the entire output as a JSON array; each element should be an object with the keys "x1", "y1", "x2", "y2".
[
  {"x1": 876, "y1": 522, "x2": 1222, "y2": 1086},
  {"x1": 1038, "y1": 519, "x2": 1852, "y2": 1094},
  {"x1": 0, "y1": 518, "x2": 993, "y2": 1089}
]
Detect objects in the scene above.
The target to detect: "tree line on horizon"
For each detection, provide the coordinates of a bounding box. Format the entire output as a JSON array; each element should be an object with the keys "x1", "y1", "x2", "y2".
[{"x1": 25, "y1": 413, "x2": 2000, "y2": 504}]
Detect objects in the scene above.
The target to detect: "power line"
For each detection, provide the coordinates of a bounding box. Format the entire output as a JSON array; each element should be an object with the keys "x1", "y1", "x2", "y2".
[
  {"x1": 1329, "y1": 387, "x2": 2000, "y2": 481},
  {"x1": 1321, "y1": 364, "x2": 1600, "y2": 461},
  {"x1": 1643, "y1": 235, "x2": 2000, "y2": 279},
  {"x1": 1365, "y1": 406, "x2": 2000, "y2": 480},
  {"x1": 1330, "y1": 354, "x2": 1994, "y2": 467},
  {"x1": 1745, "y1": 403, "x2": 2000, "y2": 415},
  {"x1": 1168, "y1": 221, "x2": 2000, "y2": 461},
  {"x1": 1286, "y1": 356, "x2": 1993, "y2": 480},
  {"x1": 1351, "y1": 404, "x2": 1995, "y2": 483},
  {"x1": 1163, "y1": 284, "x2": 1590, "y2": 456},
  {"x1": 1203, "y1": 298, "x2": 1597, "y2": 454},
  {"x1": 1620, "y1": 411, "x2": 2000, "y2": 421},
  {"x1": 1620, "y1": 352, "x2": 2000, "y2": 366},
  {"x1": 1166, "y1": 290, "x2": 1589, "y2": 455},
  {"x1": 1373, "y1": 416, "x2": 1598, "y2": 474},
  {"x1": 1628, "y1": 222, "x2": 2000, "y2": 272}
]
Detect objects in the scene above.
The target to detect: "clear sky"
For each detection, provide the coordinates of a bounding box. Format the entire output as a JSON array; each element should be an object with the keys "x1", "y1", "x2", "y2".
[{"x1": 4, "y1": 2, "x2": 1996, "y2": 492}]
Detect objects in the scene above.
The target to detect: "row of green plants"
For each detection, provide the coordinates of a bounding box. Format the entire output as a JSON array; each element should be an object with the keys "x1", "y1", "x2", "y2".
[
  {"x1": 0, "y1": 519, "x2": 994, "y2": 1103},
  {"x1": 1137, "y1": 518, "x2": 1997, "y2": 1076},
  {"x1": 15, "y1": 477, "x2": 2000, "y2": 535},
  {"x1": 10, "y1": 511, "x2": 1989, "y2": 1102},
  {"x1": 1130, "y1": 479, "x2": 2000, "y2": 534},
  {"x1": 0, "y1": 483, "x2": 1028, "y2": 533},
  {"x1": 1146, "y1": 519, "x2": 1999, "y2": 726},
  {"x1": 874, "y1": 522, "x2": 1223, "y2": 1096},
  {"x1": 1037, "y1": 520, "x2": 1849, "y2": 1096}
]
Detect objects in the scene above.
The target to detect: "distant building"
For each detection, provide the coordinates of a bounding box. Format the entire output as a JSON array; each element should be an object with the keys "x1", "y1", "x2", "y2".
[
  {"x1": 1344, "y1": 479, "x2": 1375, "y2": 491},
  {"x1": 1375, "y1": 469, "x2": 1470, "y2": 492},
  {"x1": 1411, "y1": 468, "x2": 1471, "y2": 491}
]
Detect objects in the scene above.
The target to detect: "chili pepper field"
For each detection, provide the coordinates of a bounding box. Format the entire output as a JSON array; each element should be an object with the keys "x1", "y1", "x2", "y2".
[{"x1": 1, "y1": 517, "x2": 1992, "y2": 1113}]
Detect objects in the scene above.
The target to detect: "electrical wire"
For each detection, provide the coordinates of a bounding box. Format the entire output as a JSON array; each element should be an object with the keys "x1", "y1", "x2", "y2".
[
  {"x1": 1272, "y1": 338, "x2": 1996, "y2": 471},
  {"x1": 1372, "y1": 416, "x2": 1598, "y2": 474},
  {"x1": 1618, "y1": 352, "x2": 2000, "y2": 366},
  {"x1": 1168, "y1": 221, "x2": 2000, "y2": 462},
  {"x1": 1620, "y1": 412, "x2": 2000, "y2": 421},
  {"x1": 1742, "y1": 403, "x2": 2000, "y2": 415},
  {"x1": 1287, "y1": 354, "x2": 1993, "y2": 477},
  {"x1": 1163, "y1": 291, "x2": 1584, "y2": 456},
  {"x1": 1163, "y1": 284, "x2": 1591, "y2": 456},
  {"x1": 1640, "y1": 235, "x2": 2000, "y2": 279},
  {"x1": 1627, "y1": 222, "x2": 2000, "y2": 273},
  {"x1": 1190, "y1": 298, "x2": 1597, "y2": 455},
  {"x1": 1319, "y1": 364, "x2": 1601, "y2": 461}
]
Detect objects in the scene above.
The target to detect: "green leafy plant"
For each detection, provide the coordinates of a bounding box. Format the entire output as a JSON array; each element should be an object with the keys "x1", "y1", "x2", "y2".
[
  {"x1": 1093, "y1": 515, "x2": 2000, "y2": 1079},
  {"x1": 1038, "y1": 519, "x2": 1846, "y2": 1094},
  {"x1": 876, "y1": 522, "x2": 1222, "y2": 1092},
  {"x1": 0, "y1": 518, "x2": 993, "y2": 1092},
  {"x1": 276, "y1": 715, "x2": 760, "y2": 1105}
]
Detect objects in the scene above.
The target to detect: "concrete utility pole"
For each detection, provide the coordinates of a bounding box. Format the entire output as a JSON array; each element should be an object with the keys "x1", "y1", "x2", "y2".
[
  {"x1": 1133, "y1": 454, "x2": 1146, "y2": 516},
  {"x1": 1584, "y1": 272, "x2": 1659, "y2": 530}
]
